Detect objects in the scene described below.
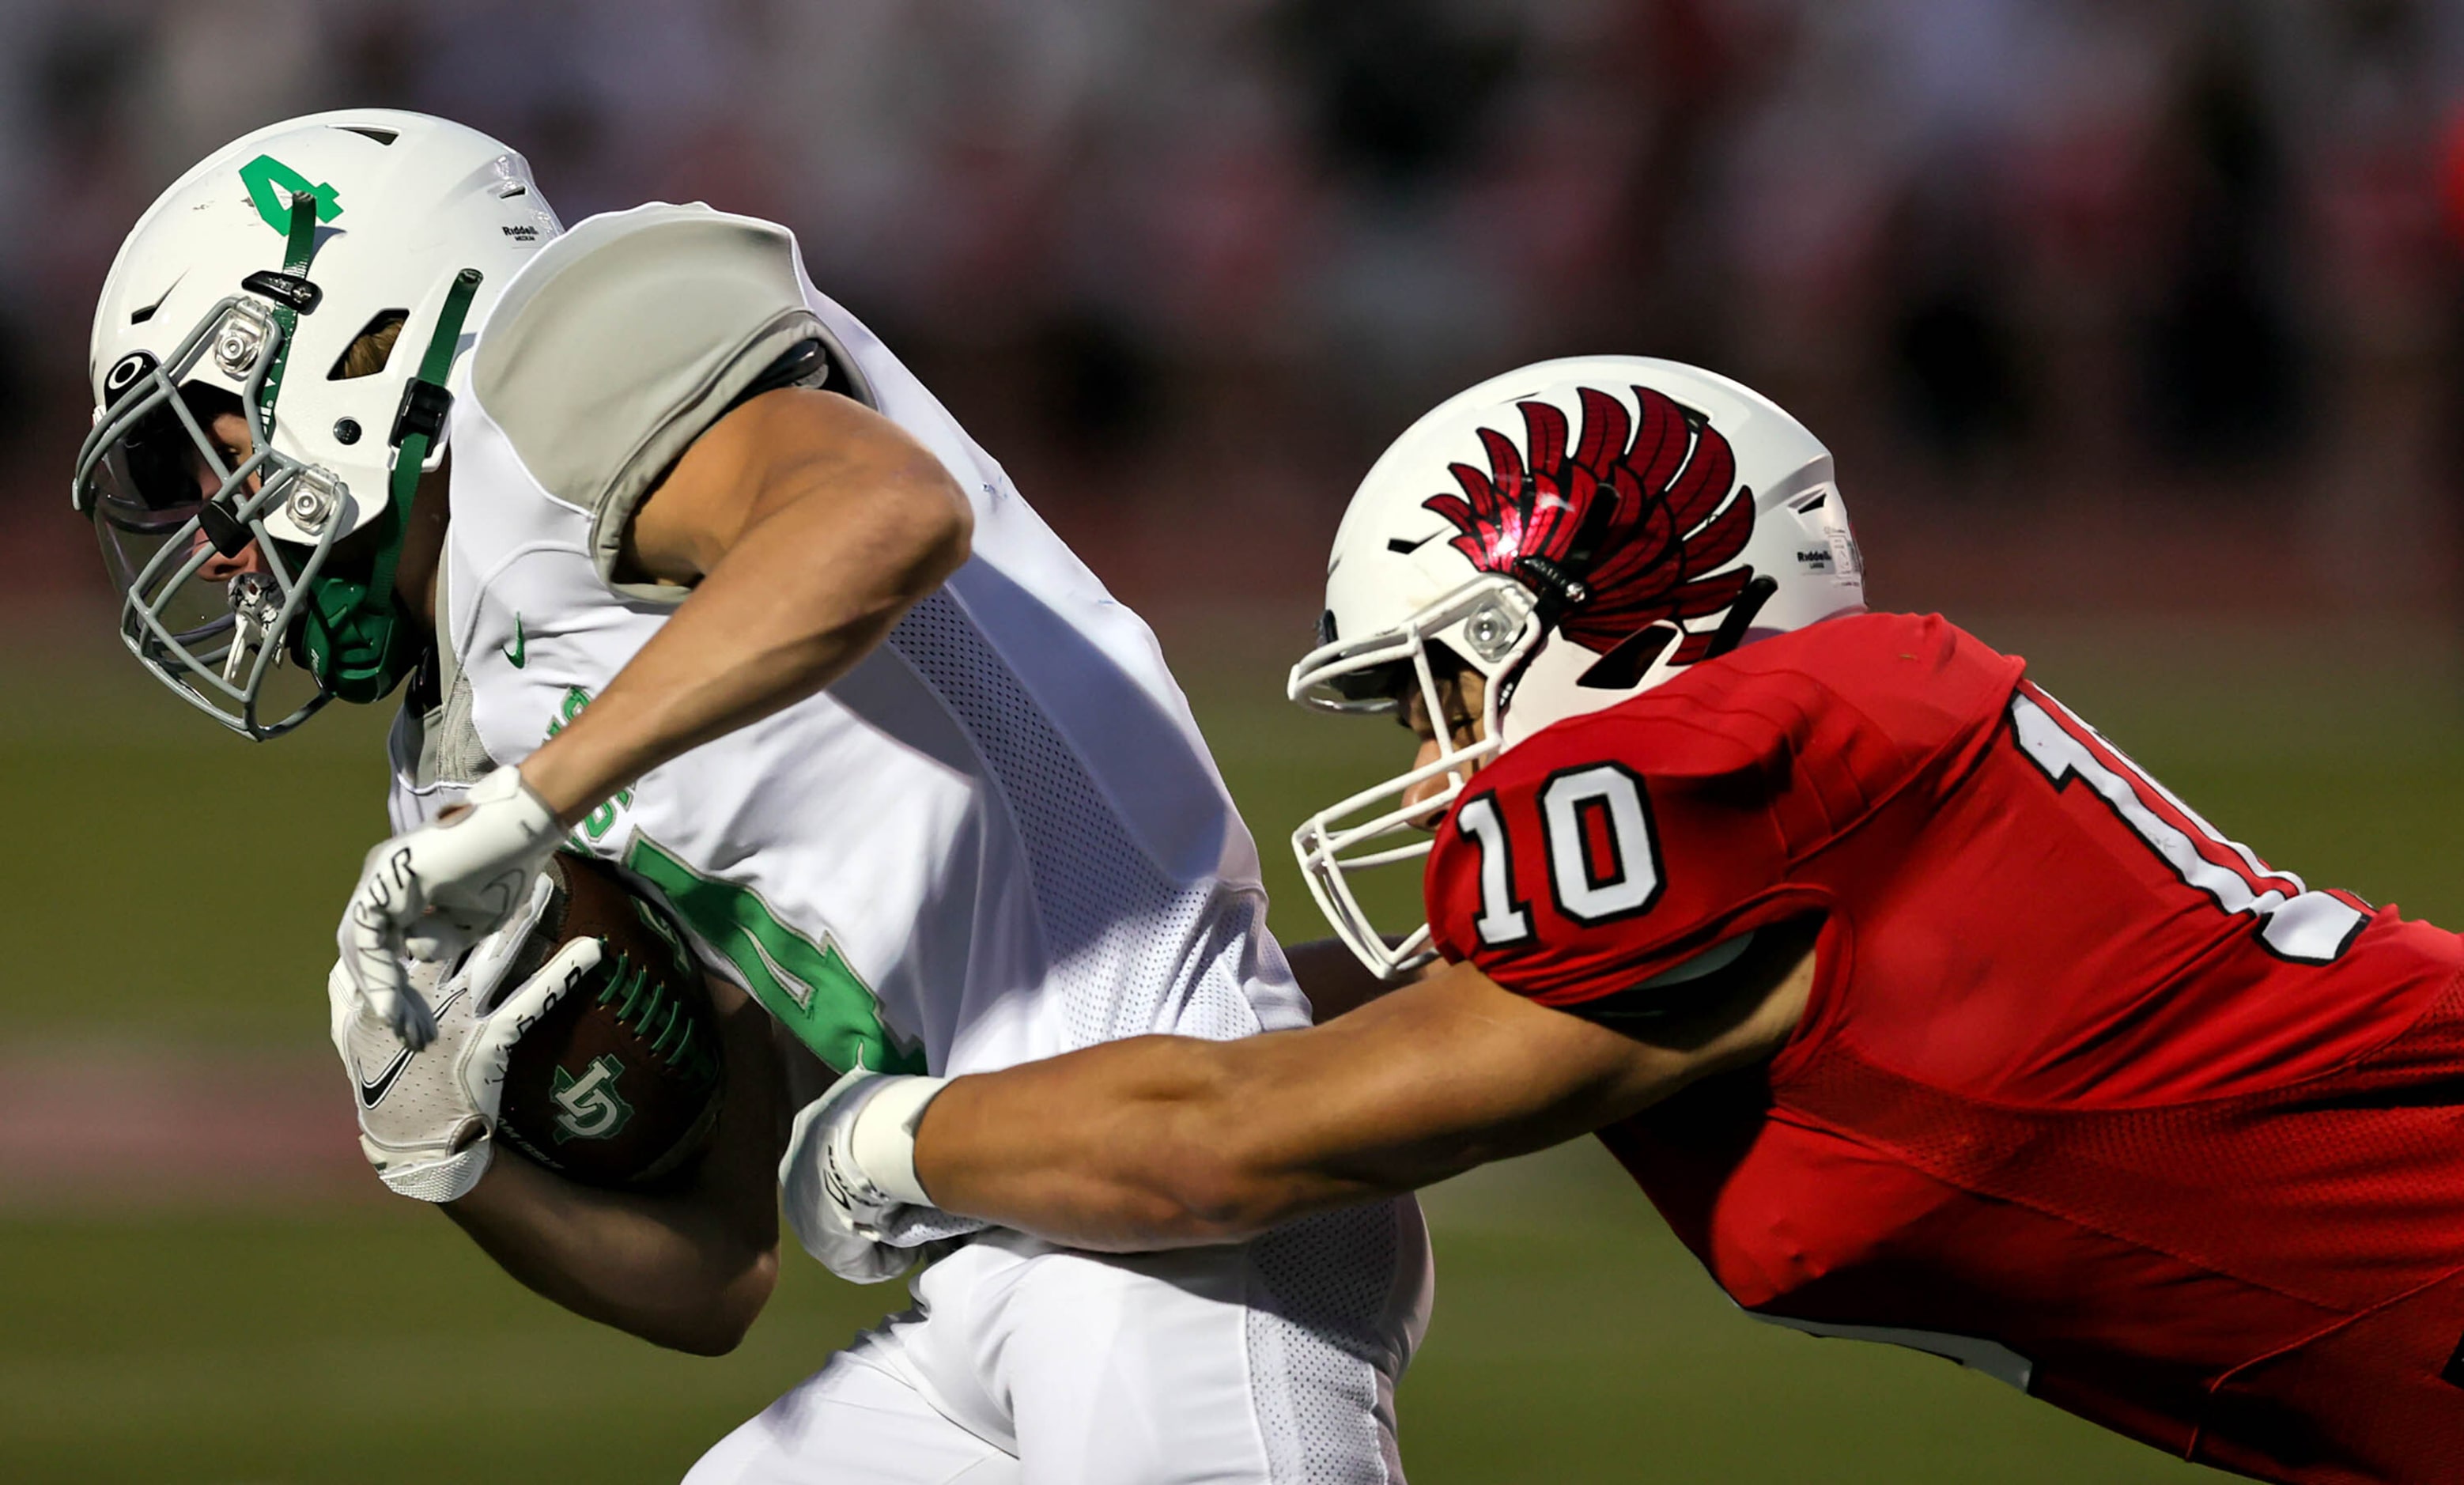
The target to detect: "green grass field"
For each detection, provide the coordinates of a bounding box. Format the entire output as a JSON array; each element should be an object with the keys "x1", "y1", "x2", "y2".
[{"x1": 6, "y1": 614, "x2": 2459, "y2": 1483}]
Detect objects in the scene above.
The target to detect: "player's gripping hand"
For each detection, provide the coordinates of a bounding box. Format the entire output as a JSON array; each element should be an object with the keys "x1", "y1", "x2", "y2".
[
  {"x1": 338, "y1": 766, "x2": 562, "y2": 1049},
  {"x1": 330, "y1": 874, "x2": 603, "y2": 1202},
  {"x1": 779, "y1": 1068, "x2": 955, "y2": 1283}
]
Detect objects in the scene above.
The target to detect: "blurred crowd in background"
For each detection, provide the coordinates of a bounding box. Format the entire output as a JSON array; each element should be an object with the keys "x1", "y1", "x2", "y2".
[{"x1": 8, "y1": 0, "x2": 2464, "y2": 620}]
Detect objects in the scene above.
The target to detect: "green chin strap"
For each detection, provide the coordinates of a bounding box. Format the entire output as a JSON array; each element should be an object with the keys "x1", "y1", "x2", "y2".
[
  {"x1": 293, "y1": 263, "x2": 483, "y2": 705},
  {"x1": 294, "y1": 568, "x2": 429, "y2": 705}
]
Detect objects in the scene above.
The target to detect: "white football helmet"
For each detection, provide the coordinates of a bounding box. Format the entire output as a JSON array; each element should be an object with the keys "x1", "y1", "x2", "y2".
[
  {"x1": 73, "y1": 110, "x2": 561, "y2": 737},
  {"x1": 1289, "y1": 357, "x2": 1867, "y2": 979}
]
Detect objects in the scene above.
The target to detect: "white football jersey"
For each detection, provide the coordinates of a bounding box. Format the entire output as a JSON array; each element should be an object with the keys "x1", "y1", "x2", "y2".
[{"x1": 386, "y1": 204, "x2": 1309, "y2": 1080}]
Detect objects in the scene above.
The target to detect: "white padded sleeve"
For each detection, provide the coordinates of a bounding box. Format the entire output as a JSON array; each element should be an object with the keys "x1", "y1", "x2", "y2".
[{"x1": 471, "y1": 203, "x2": 830, "y2": 601}]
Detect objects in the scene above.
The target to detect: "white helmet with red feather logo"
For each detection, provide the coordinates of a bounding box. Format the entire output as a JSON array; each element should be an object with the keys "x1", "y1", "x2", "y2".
[{"x1": 1288, "y1": 356, "x2": 1866, "y2": 979}]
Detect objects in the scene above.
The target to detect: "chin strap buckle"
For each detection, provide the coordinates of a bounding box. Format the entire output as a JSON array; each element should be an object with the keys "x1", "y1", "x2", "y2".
[
  {"x1": 385, "y1": 266, "x2": 483, "y2": 455},
  {"x1": 390, "y1": 377, "x2": 453, "y2": 448}
]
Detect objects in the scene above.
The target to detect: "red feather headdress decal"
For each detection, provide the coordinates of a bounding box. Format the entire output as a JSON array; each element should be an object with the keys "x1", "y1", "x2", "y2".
[{"x1": 1422, "y1": 385, "x2": 1755, "y2": 665}]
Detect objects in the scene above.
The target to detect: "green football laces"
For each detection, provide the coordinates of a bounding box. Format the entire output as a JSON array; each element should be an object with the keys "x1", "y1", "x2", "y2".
[{"x1": 592, "y1": 950, "x2": 720, "y2": 1090}]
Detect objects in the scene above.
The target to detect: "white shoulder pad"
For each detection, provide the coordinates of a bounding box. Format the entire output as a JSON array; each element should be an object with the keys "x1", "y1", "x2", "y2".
[{"x1": 471, "y1": 202, "x2": 830, "y2": 599}]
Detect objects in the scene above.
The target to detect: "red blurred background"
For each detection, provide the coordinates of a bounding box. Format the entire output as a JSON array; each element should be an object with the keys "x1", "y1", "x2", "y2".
[{"x1": 10, "y1": 0, "x2": 2464, "y2": 632}]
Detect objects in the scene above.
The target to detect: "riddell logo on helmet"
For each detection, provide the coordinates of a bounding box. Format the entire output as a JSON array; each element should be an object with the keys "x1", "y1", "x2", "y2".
[{"x1": 1423, "y1": 386, "x2": 1756, "y2": 667}]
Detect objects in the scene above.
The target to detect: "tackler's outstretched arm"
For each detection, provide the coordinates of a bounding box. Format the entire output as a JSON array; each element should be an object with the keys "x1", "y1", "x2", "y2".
[{"x1": 783, "y1": 924, "x2": 1816, "y2": 1267}]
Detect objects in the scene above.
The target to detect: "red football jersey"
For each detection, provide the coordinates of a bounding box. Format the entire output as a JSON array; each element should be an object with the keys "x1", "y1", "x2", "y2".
[{"x1": 1426, "y1": 612, "x2": 2464, "y2": 1483}]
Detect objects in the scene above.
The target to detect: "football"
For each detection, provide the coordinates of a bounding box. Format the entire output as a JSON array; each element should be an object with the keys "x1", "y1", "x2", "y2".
[{"x1": 493, "y1": 853, "x2": 724, "y2": 1188}]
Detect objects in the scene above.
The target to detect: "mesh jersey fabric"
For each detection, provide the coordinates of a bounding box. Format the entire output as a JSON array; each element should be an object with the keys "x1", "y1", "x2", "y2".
[
  {"x1": 1242, "y1": 1201, "x2": 1429, "y2": 1485},
  {"x1": 887, "y1": 591, "x2": 1270, "y2": 1051},
  {"x1": 1428, "y1": 610, "x2": 2464, "y2": 1482},
  {"x1": 869, "y1": 591, "x2": 1275, "y2": 1248}
]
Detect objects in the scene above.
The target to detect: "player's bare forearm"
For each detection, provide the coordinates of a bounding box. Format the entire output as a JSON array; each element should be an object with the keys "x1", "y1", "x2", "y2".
[
  {"x1": 915, "y1": 947, "x2": 1808, "y2": 1251},
  {"x1": 519, "y1": 388, "x2": 973, "y2": 824},
  {"x1": 443, "y1": 978, "x2": 788, "y2": 1354}
]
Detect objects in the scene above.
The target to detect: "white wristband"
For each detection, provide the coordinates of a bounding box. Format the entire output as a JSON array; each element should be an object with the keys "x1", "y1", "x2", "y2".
[{"x1": 848, "y1": 1075, "x2": 950, "y2": 1207}]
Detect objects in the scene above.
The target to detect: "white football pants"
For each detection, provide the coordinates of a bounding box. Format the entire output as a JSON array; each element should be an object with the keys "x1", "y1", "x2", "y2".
[{"x1": 684, "y1": 1199, "x2": 1432, "y2": 1485}]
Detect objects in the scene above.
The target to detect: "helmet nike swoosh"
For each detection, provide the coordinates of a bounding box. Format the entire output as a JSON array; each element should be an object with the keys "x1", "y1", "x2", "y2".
[{"x1": 357, "y1": 988, "x2": 469, "y2": 1108}]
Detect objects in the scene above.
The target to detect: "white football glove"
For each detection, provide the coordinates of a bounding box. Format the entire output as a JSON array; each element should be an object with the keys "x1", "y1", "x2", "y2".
[
  {"x1": 329, "y1": 871, "x2": 604, "y2": 1202},
  {"x1": 338, "y1": 765, "x2": 562, "y2": 1049},
  {"x1": 779, "y1": 1067, "x2": 954, "y2": 1283}
]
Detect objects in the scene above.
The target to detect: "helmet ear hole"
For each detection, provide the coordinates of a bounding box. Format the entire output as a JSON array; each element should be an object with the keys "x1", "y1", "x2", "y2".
[{"x1": 328, "y1": 310, "x2": 409, "y2": 380}]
